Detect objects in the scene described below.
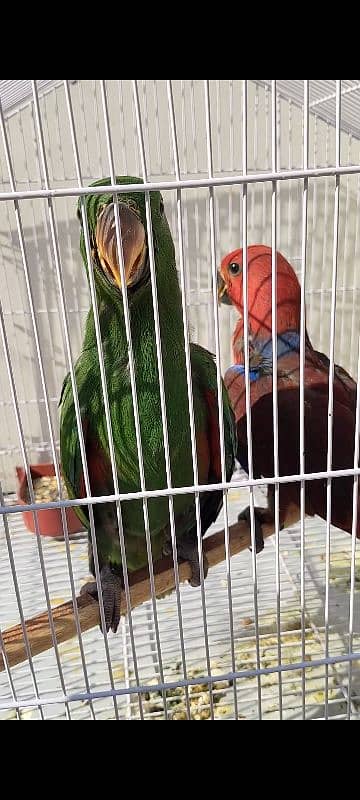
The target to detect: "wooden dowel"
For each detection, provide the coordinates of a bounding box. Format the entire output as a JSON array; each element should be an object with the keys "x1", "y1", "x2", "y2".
[{"x1": 0, "y1": 518, "x2": 277, "y2": 672}]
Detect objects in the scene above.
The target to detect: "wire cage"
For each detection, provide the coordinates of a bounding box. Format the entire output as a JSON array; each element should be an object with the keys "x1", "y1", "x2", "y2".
[{"x1": 0, "y1": 80, "x2": 360, "y2": 720}]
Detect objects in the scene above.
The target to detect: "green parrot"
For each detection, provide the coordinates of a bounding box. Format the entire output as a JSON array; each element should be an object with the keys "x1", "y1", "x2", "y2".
[{"x1": 60, "y1": 177, "x2": 236, "y2": 633}]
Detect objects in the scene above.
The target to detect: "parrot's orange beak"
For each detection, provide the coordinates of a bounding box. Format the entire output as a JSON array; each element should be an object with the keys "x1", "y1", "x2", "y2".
[
  {"x1": 95, "y1": 202, "x2": 147, "y2": 290},
  {"x1": 217, "y1": 271, "x2": 232, "y2": 305}
]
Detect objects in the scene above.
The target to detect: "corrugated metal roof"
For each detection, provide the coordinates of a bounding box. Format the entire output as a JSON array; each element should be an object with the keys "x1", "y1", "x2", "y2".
[
  {"x1": 2, "y1": 81, "x2": 360, "y2": 139},
  {"x1": 258, "y1": 80, "x2": 360, "y2": 139},
  {"x1": 0, "y1": 80, "x2": 58, "y2": 114}
]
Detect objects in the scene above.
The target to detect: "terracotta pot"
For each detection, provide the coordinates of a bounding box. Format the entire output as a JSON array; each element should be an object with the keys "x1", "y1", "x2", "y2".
[{"x1": 16, "y1": 463, "x2": 85, "y2": 537}]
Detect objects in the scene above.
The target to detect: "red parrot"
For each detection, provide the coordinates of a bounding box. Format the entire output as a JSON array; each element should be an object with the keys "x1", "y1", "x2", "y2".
[{"x1": 218, "y1": 244, "x2": 359, "y2": 551}]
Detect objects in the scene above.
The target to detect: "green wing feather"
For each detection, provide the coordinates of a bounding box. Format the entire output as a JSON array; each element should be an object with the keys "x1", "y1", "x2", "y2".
[
  {"x1": 191, "y1": 343, "x2": 237, "y2": 481},
  {"x1": 59, "y1": 368, "x2": 89, "y2": 530}
]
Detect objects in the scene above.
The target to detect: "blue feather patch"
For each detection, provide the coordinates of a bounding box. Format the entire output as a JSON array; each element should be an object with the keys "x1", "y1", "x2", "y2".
[
  {"x1": 229, "y1": 364, "x2": 260, "y2": 382},
  {"x1": 258, "y1": 331, "x2": 300, "y2": 360}
]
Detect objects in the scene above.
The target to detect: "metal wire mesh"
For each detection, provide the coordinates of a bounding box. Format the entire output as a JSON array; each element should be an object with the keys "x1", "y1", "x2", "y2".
[{"x1": 0, "y1": 80, "x2": 360, "y2": 720}]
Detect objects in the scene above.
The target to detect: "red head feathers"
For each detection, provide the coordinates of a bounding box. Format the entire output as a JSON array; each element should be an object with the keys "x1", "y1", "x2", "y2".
[{"x1": 219, "y1": 245, "x2": 301, "y2": 345}]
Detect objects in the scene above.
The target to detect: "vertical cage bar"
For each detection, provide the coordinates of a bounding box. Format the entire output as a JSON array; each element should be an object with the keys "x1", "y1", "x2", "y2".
[
  {"x1": 189, "y1": 80, "x2": 203, "y2": 343},
  {"x1": 324, "y1": 80, "x2": 341, "y2": 720},
  {"x1": 204, "y1": 79, "x2": 237, "y2": 718},
  {"x1": 349, "y1": 142, "x2": 360, "y2": 372},
  {"x1": 271, "y1": 79, "x2": 283, "y2": 719},
  {"x1": 0, "y1": 626, "x2": 20, "y2": 720},
  {"x1": 347, "y1": 334, "x2": 360, "y2": 718},
  {"x1": 241, "y1": 78, "x2": 263, "y2": 720},
  {"x1": 299, "y1": 80, "x2": 309, "y2": 719},
  {"x1": 339, "y1": 134, "x2": 352, "y2": 369},
  {"x1": 319, "y1": 122, "x2": 330, "y2": 358}
]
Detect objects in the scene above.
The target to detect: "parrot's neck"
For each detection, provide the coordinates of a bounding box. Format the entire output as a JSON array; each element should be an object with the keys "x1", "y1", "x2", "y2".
[
  {"x1": 232, "y1": 330, "x2": 301, "y2": 381},
  {"x1": 255, "y1": 331, "x2": 301, "y2": 360},
  {"x1": 84, "y1": 272, "x2": 189, "y2": 389}
]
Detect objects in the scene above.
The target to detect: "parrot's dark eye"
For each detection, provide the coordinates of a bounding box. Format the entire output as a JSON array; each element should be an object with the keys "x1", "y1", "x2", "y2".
[
  {"x1": 229, "y1": 262, "x2": 241, "y2": 276},
  {"x1": 159, "y1": 198, "x2": 164, "y2": 216}
]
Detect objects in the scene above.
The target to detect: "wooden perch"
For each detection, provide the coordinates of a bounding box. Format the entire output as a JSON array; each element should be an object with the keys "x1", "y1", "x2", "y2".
[{"x1": 0, "y1": 517, "x2": 279, "y2": 672}]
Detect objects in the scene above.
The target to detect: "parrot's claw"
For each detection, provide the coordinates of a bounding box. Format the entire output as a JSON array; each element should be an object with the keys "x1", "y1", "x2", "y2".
[
  {"x1": 238, "y1": 506, "x2": 266, "y2": 554},
  {"x1": 173, "y1": 533, "x2": 209, "y2": 588},
  {"x1": 187, "y1": 551, "x2": 209, "y2": 588},
  {"x1": 80, "y1": 564, "x2": 123, "y2": 634}
]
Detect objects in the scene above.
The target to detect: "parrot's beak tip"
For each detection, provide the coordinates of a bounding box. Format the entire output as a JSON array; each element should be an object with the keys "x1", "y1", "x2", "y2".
[{"x1": 217, "y1": 272, "x2": 231, "y2": 305}]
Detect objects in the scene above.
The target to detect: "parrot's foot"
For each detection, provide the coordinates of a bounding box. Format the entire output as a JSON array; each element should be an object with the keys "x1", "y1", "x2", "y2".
[
  {"x1": 80, "y1": 564, "x2": 123, "y2": 634},
  {"x1": 237, "y1": 506, "x2": 271, "y2": 554},
  {"x1": 163, "y1": 533, "x2": 209, "y2": 588}
]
